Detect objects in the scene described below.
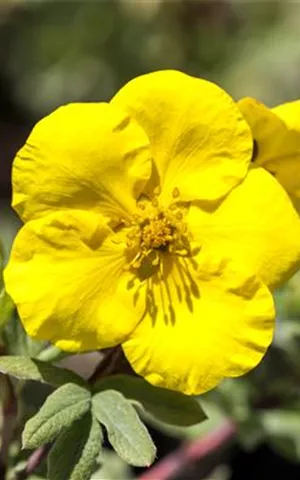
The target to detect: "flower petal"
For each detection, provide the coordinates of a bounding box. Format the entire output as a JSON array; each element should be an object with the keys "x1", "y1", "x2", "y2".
[
  {"x1": 4, "y1": 210, "x2": 146, "y2": 352},
  {"x1": 112, "y1": 70, "x2": 252, "y2": 203},
  {"x1": 238, "y1": 97, "x2": 300, "y2": 198},
  {"x1": 122, "y1": 251, "x2": 274, "y2": 395},
  {"x1": 13, "y1": 103, "x2": 151, "y2": 223},
  {"x1": 188, "y1": 167, "x2": 300, "y2": 290},
  {"x1": 273, "y1": 100, "x2": 300, "y2": 129}
]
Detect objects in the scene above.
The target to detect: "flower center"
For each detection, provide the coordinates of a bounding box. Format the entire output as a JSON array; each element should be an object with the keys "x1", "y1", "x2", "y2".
[
  {"x1": 140, "y1": 213, "x2": 174, "y2": 251},
  {"x1": 125, "y1": 188, "x2": 197, "y2": 278}
]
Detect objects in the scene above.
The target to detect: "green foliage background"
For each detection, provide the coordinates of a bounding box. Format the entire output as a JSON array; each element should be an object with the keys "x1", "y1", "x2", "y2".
[{"x1": 1, "y1": 1, "x2": 300, "y2": 479}]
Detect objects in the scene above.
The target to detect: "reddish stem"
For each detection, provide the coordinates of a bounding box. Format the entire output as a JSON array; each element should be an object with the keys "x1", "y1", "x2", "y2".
[
  {"x1": 16, "y1": 445, "x2": 51, "y2": 480},
  {"x1": 0, "y1": 374, "x2": 17, "y2": 478},
  {"x1": 138, "y1": 420, "x2": 236, "y2": 480}
]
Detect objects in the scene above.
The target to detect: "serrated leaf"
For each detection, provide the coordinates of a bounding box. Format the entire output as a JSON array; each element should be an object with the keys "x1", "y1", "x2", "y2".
[
  {"x1": 0, "y1": 356, "x2": 86, "y2": 387},
  {"x1": 92, "y1": 390, "x2": 156, "y2": 467},
  {"x1": 48, "y1": 412, "x2": 102, "y2": 480},
  {"x1": 94, "y1": 375, "x2": 206, "y2": 426},
  {"x1": 23, "y1": 383, "x2": 91, "y2": 449}
]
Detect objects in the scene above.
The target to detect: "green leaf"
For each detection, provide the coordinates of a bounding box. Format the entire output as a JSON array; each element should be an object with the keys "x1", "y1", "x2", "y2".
[
  {"x1": 209, "y1": 378, "x2": 250, "y2": 423},
  {"x1": 94, "y1": 375, "x2": 207, "y2": 426},
  {"x1": 92, "y1": 390, "x2": 156, "y2": 467},
  {"x1": 91, "y1": 450, "x2": 133, "y2": 480},
  {"x1": 261, "y1": 409, "x2": 300, "y2": 462},
  {"x1": 22, "y1": 383, "x2": 91, "y2": 449},
  {"x1": 0, "y1": 289, "x2": 14, "y2": 330},
  {"x1": 3, "y1": 316, "x2": 47, "y2": 357},
  {"x1": 48, "y1": 412, "x2": 102, "y2": 480},
  {"x1": 237, "y1": 416, "x2": 264, "y2": 451},
  {"x1": 0, "y1": 356, "x2": 86, "y2": 387}
]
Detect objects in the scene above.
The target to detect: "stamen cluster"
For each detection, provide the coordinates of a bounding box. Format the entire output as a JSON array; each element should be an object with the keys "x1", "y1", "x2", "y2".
[{"x1": 126, "y1": 188, "x2": 192, "y2": 273}]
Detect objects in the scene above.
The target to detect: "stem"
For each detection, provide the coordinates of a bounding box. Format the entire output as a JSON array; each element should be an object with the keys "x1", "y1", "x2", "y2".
[
  {"x1": 89, "y1": 345, "x2": 136, "y2": 385},
  {"x1": 15, "y1": 445, "x2": 51, "y2": 480},
  {"x1": 0, "y1": 375, "x2": 17, "y2": 479},
  {"x1": 138, "y1": 420, "x2": 236, "y2": 480}
]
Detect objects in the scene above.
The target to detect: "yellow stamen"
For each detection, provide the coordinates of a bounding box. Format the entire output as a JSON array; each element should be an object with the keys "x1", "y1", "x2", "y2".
[
  {"x1": 172, "y1": 187, "x2": 180, "y2": 199},
  {"x1": 125, "y1": 187, "x2": 199, "y2": 275}
]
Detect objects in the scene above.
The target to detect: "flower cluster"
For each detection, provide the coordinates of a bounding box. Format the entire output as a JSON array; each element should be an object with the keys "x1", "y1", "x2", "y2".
[{"x1": 4, "y1": 70, "x2": 300, "y2": 395}]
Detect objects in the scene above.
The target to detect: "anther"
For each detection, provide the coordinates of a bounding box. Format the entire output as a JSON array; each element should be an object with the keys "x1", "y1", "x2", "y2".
[
  {"x1": 151, "y1": 253, "x2": 160, "y2": 266},
  {"x1": 172, "y1": 187, "x2": 180, "y2": 199},
  {"x1": 133, "y1": 214, "x2": 142, "y2": 223},
  {"x1": 132, "y1": 260, "x2": 142, "y2": 269},
  {"x1": 169, "y1": 204, "x2": 177, "y2": 211},
  {"x1": 152, "y1": 197, "x2": 159, "y2": 208}
]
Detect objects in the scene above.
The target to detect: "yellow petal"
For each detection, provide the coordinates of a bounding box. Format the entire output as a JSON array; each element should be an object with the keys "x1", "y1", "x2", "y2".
[
  {"x1": 4, "y1": 210, "x2": 146, "y2": 352},
  {"x1": 13, "y1": 103, "x2": 151, "y2": 223},
  {"x1": 112, "y1": 70, "x2": 252, "y2": 203},
  {"x1": 188, "y1": 167, "x2": 300, "y2": 290},
  {"x1": 273, "y1": 100, "x2": 300, "y2": 200},
  {"x1": 273, "y1": 100, "x2": 300, "y2": 129},
  {"x1": 238, "y1": 97, "x2": 300, "y2": 198},
  {"x1": 123, "y1": 251, "x2": 274, "y2": 395}
]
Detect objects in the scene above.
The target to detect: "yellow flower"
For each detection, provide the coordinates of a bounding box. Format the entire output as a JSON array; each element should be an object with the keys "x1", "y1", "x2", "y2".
[
  {"x1": 4, "y1": 71, "x2": 300, "y2": 395},
  {"x1": 238, "y1": 97, "x2": 300, "y2": 207}
]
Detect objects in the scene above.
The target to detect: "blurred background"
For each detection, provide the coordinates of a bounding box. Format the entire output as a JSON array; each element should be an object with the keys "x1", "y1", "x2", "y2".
[{"x1": 2, "y1": 1, "x2": 300, "y2": 479}]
